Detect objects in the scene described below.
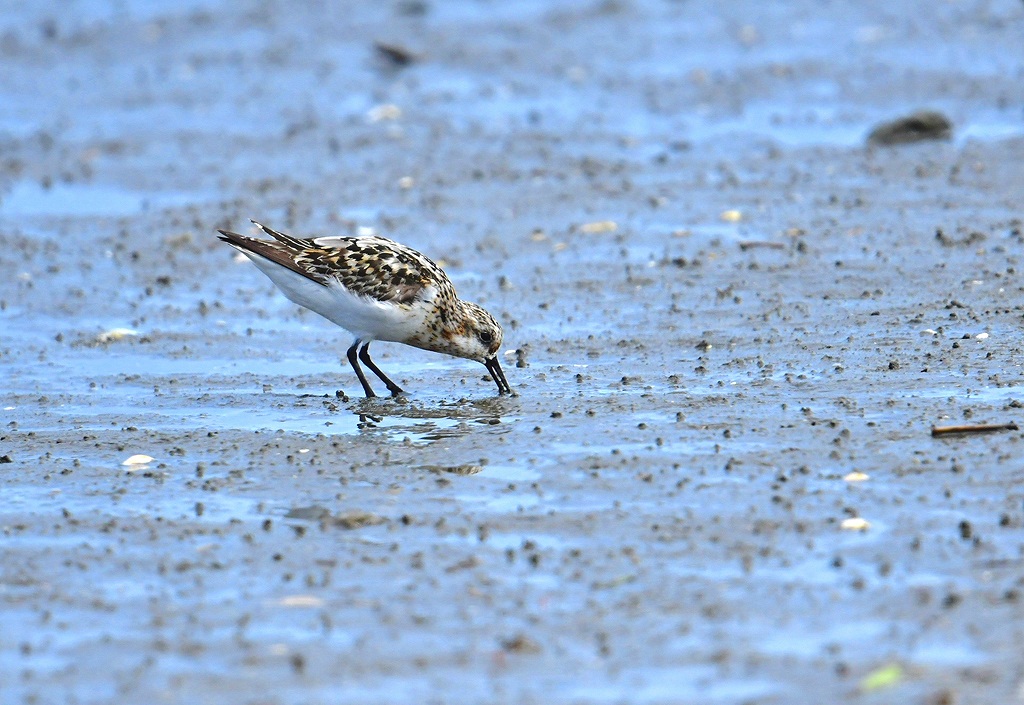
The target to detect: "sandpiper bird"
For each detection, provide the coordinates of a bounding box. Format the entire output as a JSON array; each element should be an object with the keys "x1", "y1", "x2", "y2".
[{"x1": 217, "y1": 221, "x2": 511, "y2": 398}]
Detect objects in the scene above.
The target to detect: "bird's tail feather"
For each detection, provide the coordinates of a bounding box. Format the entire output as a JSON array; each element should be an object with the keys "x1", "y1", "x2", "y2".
[{"x1": 251, "y1": 220, "x2": 309, "y2": 250}]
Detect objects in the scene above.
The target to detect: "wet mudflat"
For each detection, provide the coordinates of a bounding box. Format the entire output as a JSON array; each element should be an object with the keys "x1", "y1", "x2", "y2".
[{"x1": 3, "y1": 1, "x2": 1024, "y2": 703}]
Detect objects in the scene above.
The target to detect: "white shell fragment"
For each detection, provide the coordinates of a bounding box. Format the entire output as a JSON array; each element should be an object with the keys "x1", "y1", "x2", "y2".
[
  {"x1": 96, "y1": 327, "x2": 138, "y2": 343},
  {"x1": 122, "y1": 454, "x2": 155, "y2": 466},
  {"x1": 579, "y1": 220, "x2": 618, "y2": 234},
  {"x1": 843, "y1": 472, "x2": 870, "y2": 482},
  {"x1": 367, "y1": 103, "x2": 401, "y2": 122},
  {"x1": 840, "y1": 517, "x2": 871, "y2": 531},
  {"x1": 277, "y1": 595, "x2": 324, "y2": 608}
]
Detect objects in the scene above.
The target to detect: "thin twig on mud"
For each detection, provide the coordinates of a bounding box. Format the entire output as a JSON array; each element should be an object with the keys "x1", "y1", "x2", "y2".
[
  {"x1": 931, "y1": 422, "x2": 1019, "y2": 437},
  {"x1": 738, "y1": 241, "x2": 786, "y2": 251}
]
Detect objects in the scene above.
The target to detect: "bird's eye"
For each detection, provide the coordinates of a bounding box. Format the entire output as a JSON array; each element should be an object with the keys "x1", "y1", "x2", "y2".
[{"x1": 478, "y1": 329, "x2": 493, "y2": 345}]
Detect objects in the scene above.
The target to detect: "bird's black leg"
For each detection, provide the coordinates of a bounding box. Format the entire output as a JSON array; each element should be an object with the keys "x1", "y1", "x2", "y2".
[
  {"x1": 346, "y1": 340, "x2": 376, "y2": 398},
  {"x1": 359, "y1": 342, "x2": 404, "y2": 396}
]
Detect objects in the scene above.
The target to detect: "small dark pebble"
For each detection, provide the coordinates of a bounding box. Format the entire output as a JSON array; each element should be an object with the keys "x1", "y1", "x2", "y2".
[
  {"x1": 867, "y1": 110, "x2": 952, "y2": 146},
  {"x1": 374, "y1": 41, "x2": 417, "y2": 67},
  {"x1": 501, "y1": 633, "x2": 542, "y2": 654},
  {"x1": 332, "y1": 511, "x2": 386, "y2": 530}
]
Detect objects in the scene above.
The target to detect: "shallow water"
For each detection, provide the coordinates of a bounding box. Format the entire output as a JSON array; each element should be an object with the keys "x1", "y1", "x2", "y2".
[
  {"x1": 0, "y1": 182, "x2": 203, "y2": 217},
  {"x1": 3, "y1": 0, "x2": 1024, "y2": 703}
]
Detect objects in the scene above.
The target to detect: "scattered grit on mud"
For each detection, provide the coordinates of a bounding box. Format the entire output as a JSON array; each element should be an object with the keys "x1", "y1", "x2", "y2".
[{"x1": 3, "y1": 1, "x2": 1024, "y2": 703}]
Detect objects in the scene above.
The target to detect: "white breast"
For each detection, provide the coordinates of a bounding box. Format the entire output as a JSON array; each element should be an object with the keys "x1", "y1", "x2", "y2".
[{"x1": 322, "y1": 280, "x2": 436, "y2": 343}]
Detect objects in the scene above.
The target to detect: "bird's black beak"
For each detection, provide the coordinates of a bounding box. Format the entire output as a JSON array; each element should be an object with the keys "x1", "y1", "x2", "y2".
[{"x1": 484, "y1": 356, "x2": 512, "y2": 395}]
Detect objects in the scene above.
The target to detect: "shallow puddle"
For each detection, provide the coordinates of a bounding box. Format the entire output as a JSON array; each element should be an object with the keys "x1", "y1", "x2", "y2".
[{"x1": 1, "y1": 181, "x2": 205, "y2": 217}]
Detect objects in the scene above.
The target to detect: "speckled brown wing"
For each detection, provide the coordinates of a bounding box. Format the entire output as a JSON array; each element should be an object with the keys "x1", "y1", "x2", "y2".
[
  {"x1": 293, "y1": 236, "x2": 442, "y2": 304},
  {"x1": 225, "y1": 221, "x2": 448, "y2": 305}
]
